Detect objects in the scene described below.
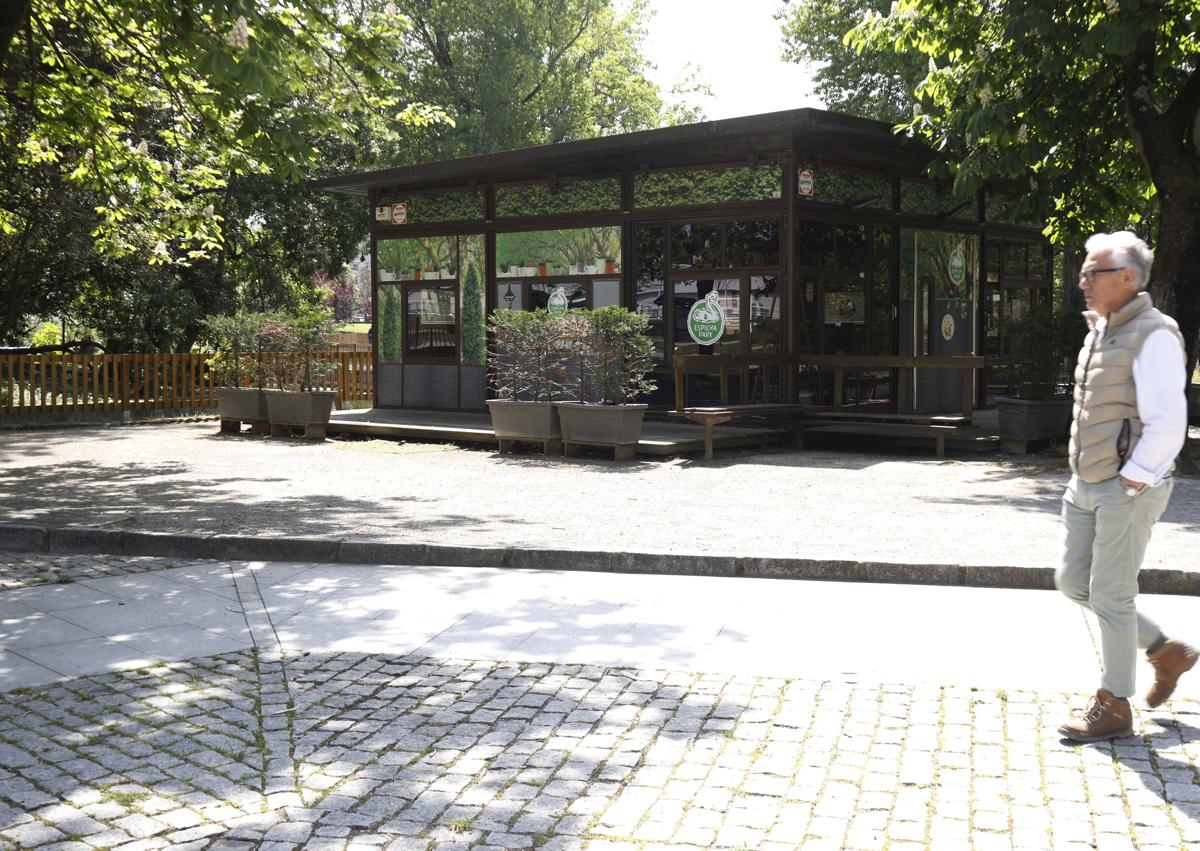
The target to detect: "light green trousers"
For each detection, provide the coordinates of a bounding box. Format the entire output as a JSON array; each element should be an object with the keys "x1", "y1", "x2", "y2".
[{"x1": 1056, "y1": 475, "x2": 1173, "y2": 698}]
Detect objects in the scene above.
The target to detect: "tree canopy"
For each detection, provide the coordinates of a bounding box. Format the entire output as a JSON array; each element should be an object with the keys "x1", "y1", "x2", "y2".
[
  {"x1": 778, "y1": 0, "x2": 925, "y2": 123},
  {"x1": 0, "y1": 0, "x2": 686, "y2": 349},
  {"x1": 833, "y1": 0, "x2": 1198, "y2": 366}
]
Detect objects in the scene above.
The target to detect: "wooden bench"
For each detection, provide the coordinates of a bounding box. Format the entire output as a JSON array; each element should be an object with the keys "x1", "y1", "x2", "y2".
[
  {"x1": 670, "y1": 403, "x2": 816, "y2": 460},
  {"x1": 790, "y1": 415, "x2": 970, "y2": 457}
]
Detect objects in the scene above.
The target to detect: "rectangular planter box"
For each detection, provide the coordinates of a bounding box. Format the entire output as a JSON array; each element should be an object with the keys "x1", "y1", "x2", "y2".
[
  {"x1": 556, "y1": 403, "x2": 647, "y2": 460},
  {"x1": 264, "y1": 390, "x2": 337, "y2": 438},
  {"x1": 487, "y1": 400, "x2": 561, "y2": 453},
  {"x1": 995, "y1": 395, "x2": 1073, "y2": 441},
  {"x1": 217, "y1": 388, "x2": 269, "y2": 433}
]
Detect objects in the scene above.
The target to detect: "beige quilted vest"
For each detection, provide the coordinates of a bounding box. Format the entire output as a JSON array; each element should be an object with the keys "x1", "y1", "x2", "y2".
[{"x1": 1068, "y1": 292, "x2": 1184, "y2": 482}]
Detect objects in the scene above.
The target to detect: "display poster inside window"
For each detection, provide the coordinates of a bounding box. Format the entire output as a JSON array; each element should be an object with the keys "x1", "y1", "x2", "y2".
[
  {"x1": 948, "y1": 241, "x2": 967, "y2": 287},
  {"x1": 823, "y1": 290, "x2": 865, "y2": 325},
  {"x1": 547, "y1": 287, "x2": 569, "y2": 316},
  {"x1": 686, "y1": 291, "x2": 726, "y2": 346},
  {"x1": 391, "y1": 203, "x2": 408, "y2": 225}
]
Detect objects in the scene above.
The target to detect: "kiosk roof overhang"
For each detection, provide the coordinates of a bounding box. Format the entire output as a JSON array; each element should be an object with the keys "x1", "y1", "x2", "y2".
[{"x1": 312, "y1": 107, "x2": 936, "y2": 197}]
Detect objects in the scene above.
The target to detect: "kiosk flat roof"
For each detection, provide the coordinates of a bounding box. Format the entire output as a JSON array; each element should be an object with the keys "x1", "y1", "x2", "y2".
[{"x1": 312, "y1": 107, "x2": 935, "y2": 196}]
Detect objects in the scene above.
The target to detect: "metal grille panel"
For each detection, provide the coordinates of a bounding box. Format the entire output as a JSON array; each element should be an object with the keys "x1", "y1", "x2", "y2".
[
  {"x1": 404, "y1": 364, "x2": 459, "y2": 408},
  {"x1": 378, "y1": 364, "x2": 403, "y2": 407},
  {"x1": 461, "y1": 366, "x2": 487, "y2": 410}
]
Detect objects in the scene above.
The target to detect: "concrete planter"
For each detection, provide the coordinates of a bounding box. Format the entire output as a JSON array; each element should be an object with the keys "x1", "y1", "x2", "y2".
[
  {"x1": 487, "y1": 400, "x2": 562, "y2": 454},
  {"x1": 996, "y1": 395, "x2": 1073, "y2": 452},
  {"x1": 217, "y1": 388, "x2": 269, "y2": 434},
  {"x1": 555, "y1": 403, "x2": 647, "y2": 460},
  {"x1": 264, "y1": 389, "x2": 337, "y2": 439}
]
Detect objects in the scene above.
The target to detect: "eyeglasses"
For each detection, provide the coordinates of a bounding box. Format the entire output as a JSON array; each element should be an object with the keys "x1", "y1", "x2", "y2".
[{"x1": 1079, "y1": 267, "x2": 1125, "y2": 282}]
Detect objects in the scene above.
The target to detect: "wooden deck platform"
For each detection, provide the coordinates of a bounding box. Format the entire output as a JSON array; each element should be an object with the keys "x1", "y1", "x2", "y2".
[{"x1": 327, "y1": 408, "x2": 789, "y2": 456}]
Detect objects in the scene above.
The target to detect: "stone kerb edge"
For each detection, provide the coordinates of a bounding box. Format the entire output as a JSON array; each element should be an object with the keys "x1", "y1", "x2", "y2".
[{"x1": 0, "y1": 523, "x2": 1194, "y2": 595}]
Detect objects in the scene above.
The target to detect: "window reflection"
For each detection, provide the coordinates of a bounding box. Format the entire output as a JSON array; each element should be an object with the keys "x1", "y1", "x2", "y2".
[
  {"x1": 406, "y1": 285, "x2": 457, "y2": 360},
  {"x1": 671, "y1": 223, "x2": 722, "y2": 269}
]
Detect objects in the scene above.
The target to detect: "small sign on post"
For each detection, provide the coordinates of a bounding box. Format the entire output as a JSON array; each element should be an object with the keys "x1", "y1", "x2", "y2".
[
  {"x1": 391, "y1": 203, "x2": 408, "y2": 225},
  {"x1": 374, "y1": 206, "x2": 391, "y2": 222},
  {"x1": 797, "y1": 168, "x2": 815, "y2": 197}
]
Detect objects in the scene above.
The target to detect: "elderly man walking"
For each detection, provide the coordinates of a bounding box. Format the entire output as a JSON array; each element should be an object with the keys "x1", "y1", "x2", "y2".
[{"x1": 1055, "y1": 231, "x2": 1195, "y2": 742}]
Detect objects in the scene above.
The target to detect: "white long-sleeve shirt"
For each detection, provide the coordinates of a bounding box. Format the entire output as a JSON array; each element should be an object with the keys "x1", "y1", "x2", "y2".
[{"x1": 1092, "y1": 320, "x2": 1189, "y2": 486}]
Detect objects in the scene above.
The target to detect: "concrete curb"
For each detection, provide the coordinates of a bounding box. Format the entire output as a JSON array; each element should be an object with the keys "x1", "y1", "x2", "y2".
[{"x1": 2, "y1": 522, "x2": 1197, "y2": 596}]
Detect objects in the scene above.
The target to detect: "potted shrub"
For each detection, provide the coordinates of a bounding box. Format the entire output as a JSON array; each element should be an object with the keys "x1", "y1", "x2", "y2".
[
  {"x1": 555, "y1": 306, "x2": 657, "y2": 461},
  {"x1": 201, "y1": 311, "x2": 271, "y2": 434},
  {"x1": 486, "y1": 309, "x2": 576, "y2": 453},
  {"x1": 261, "y1": 305, "x2": 339, "y2": 439},
  {"x1": 994, "y1": 302, "x2": 1083, "y2": 447}
]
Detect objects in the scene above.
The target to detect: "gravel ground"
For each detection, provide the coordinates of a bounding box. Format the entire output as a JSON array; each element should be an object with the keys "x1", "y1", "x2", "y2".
[{"x1": 2, "y1": 421, "x2": 1197, "y2": 571}]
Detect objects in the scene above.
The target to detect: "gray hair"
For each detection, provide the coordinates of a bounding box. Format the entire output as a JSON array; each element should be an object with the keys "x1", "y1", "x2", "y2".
[{"x1": 1084, "y1": 231, "x2": 1153, "y2": 291}]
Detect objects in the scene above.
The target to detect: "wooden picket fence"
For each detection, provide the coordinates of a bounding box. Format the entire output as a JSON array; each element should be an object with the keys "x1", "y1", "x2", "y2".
[{"x1": 0, "y1": 351, "x2": 373, "y2": 416}]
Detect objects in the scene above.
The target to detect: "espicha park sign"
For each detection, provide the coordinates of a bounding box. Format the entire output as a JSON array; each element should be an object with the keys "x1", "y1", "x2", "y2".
[{"x1": 686, "y1": 291, "x2": 726, "y2": 346}]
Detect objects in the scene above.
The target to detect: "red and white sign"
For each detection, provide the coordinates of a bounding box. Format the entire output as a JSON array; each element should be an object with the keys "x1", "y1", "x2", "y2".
[
  {"x1": 797, "y1": 168, "x2": 815, "y2": 197},
  {"x1": 391, "y1": 203, "x2": 408, "y2": 225}
]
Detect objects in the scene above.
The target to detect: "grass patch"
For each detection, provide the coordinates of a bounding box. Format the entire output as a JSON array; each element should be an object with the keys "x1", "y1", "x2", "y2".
[
  {"x1": 448, "y1": 817, "x2": 474, "y2": 832},
  {"x1": 100, "y1": 788, "x2": 151, "y2": 807}
]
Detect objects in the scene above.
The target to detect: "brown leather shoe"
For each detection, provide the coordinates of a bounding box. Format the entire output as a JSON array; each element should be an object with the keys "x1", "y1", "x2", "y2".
[
  {"x1": 1057, "y1": 689, "x2": 1133, "y2": 742},
  {"x1": 1145, "y1": 639, "x2": 1199, "y2": 708}
]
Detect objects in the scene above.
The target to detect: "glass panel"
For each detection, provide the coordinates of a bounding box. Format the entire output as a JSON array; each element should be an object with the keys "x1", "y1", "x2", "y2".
[
  {"x1": 797, "y1": 274, "x2": 820, "y2": 353},
  {"x1": 987, "y1": 192, "x2": 1041, "y2": 226},
  {"x1": 871, "y1": 228, "x2": 893, "y2": 356},
  {"x1": 531, "y1": 281, "x2": 586, "y2": 311},
  {"x1": 406, "y1": 285, "x2": 457, "y2": 360},
  {"x1": 495, "y1": 177, "x2": 621, "y2": 217},
  {"x1": 1027, "y1": 244, "x2": 1048, "y2": 281},
  {"x1": 749, "y1": 275, "x2": 781, "y2": 355},
  {"x1": 635, "y1": 225, "x2": 667, "y2": 366},
  {"x1": 798, "y1": 168, "x2": 890, "y2": 209},
  {"x1": 727, "y1": 219, "x2": 780, "y2": 267},
  {"x1": 634, "y1": 165, "x2": 782, "y2": 208},
  {"x1": 823, "y1": 279, "x2": 867, "y2": 355},
  {"x1": 377, "y1": 236, "x2": 458, "y2": 281},
  {"x1": 379, "y1": 190, "x2": 484, "y2": 224},
  {"x1": 796, "y1": 221, "x2": 835, "y2": 268},
  {"x1": 673, "y1": 279, "x2": 740, "y2": 357},
  {"x1": 986, "y1": 239, "x2": 1001, "y2": 283},
  {"x1": 635, "y1": 225, "x2": 664, "y2": 282},
  {"x1": 496, "y1": 226, "x2": 621, "y2": 277},
  {"x1": 836, "y1": 225, "x2": 868, "y2": 270},
  {"x1": 671, "y1": 223, "x2": 722, "y2": 269},
  {"x1": 901, "y1": 180, "x2": 974, "y2": 220},
  {"x1": 377, "y1": 285, "x2": 404, "y2": 363},
  {"x1": 593, "y1": 278, "x2": 621, "y2": 308},
  {"x1": 496, "y1": 282, "x2": 523, "y2": 312},
  {"x1": 459, "y1": 234, "x2": 486, "y2": 365},
  {"x1": 1004, "y1": 243, "x2": 1027, "y2": 279}
]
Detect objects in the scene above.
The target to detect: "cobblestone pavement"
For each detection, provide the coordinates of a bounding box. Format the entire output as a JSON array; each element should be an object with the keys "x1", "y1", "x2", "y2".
[
  {"x1": 2, "y1": 651, "x2": 1200, "y2": 851},
  {"x1": 0, "y1": 554, "x2": 219, "y2": 591}
]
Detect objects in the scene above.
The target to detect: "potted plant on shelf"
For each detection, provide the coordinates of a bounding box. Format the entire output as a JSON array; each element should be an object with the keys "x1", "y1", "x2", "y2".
[
  {"x1": 486, "y1": 309, "x2": 575, "y2": 454},
  {"x1": 555, "y1": 306, "x2": 657, "y2": 461},
  {"x1": 261, "y1": 305, "x2": 340, "y2": 439},
  {"x1": 994, "y1": 302, "x2": 1083, "y2": 450},
  {"x1": 201, "y1": 311, "x2": 271, "y2": 434}
]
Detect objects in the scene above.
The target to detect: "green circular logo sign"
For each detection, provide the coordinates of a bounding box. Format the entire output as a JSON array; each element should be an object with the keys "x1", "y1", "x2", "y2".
[
  {"x1": 687, "y1": 292, "x2": 726, "y2": 346},
  {"x1": 948, "y1": 242, "x2": 967, "y2": 287},
  {"x1": 547, "y1": 288, "x2": 568, "y2": 316}
]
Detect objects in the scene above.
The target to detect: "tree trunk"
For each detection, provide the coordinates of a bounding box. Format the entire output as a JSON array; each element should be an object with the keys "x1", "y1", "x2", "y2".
[{"x1": 1149, "y1": 188, "x2": 1200, "y2": 380}]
